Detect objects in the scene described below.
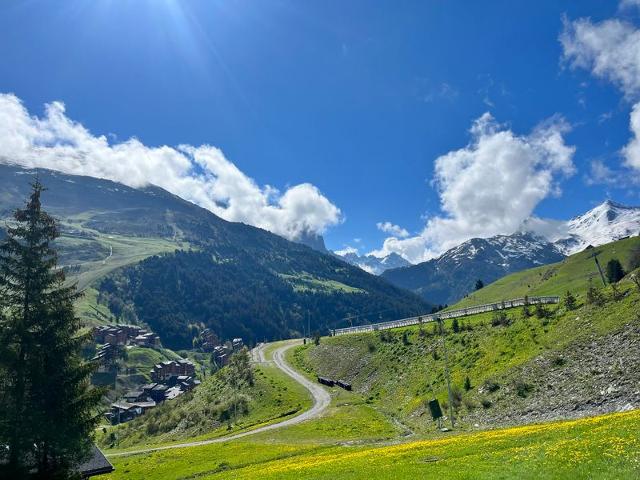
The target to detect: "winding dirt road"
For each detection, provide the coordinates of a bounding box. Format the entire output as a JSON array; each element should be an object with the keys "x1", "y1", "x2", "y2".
[{"x1": 107, "y1": 340, "x2": 330, "y2": 457}]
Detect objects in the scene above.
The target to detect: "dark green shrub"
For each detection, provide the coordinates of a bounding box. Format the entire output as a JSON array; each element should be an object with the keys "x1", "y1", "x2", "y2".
[
  {"x1": 483, "y1": 378, "x2": 500, "y2": 393},
  {"x1": 514, "y1": 380, "x2": 533, "y2": 398},
  {"x1": 491, "y1": 311, "x2": 511, "y2": 327},
  {"x1": 586, "y1": 282, "x2": 606, "y2": 306},
  {"x1": 563, "y1": 290, "x2": 577, "y2": 310},
  {"x1": 464, "y1": 376, "x2": 472, "y2": 391}
]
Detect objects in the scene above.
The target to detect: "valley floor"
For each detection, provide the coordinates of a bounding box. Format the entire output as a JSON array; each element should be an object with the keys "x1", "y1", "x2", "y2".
[{"x1": 103, "y1": 337, "x2": 640, "y2": 480}]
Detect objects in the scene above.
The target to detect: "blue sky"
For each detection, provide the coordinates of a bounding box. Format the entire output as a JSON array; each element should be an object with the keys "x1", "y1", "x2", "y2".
[{"x1": 1, "y1": 0, "x2": 639, "y2": 262}]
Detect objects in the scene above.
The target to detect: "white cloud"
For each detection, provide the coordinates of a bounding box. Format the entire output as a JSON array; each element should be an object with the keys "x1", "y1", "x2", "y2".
[
  {"x1": 369, "y1": 113, "x2": 576, "y2": 263},
  {"x1": 368, "y1": 235, "x2": 428, "y2": 261},
  {"x1": 518, "y1": 216, "x2": 570, "y2": 243},
  {"x1": 620, "y1": 0, "x2": 640, "y2": 10},
  {"x1": 560, "y1": 16, "x2": 640, "y2": 99},
  {"x1": 376, "y1": 222, "x2": 409, "y2": 238},
  {"x1": 0, "y1": 93, "x2": 341, "y2": 241},
  {"x1": 560, "y1": 14, "x2": 640, "y2": 174},
  {"x1": 334, "y1": 246, "x2": 359, "y2": 257},
  {"x1": 622, "y1": 101, "x2": 640, "y2": 170}
]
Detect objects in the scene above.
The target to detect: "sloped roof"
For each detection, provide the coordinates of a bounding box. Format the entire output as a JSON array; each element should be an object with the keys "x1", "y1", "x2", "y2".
[{"x1": 77, "y1": 445, "x2": 114, "y2": 478}]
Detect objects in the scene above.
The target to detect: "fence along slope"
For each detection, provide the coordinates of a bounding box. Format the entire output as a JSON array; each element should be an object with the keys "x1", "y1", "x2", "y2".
[{"x1": 332, "y1": 296, "x2": 559, "y2": 336}]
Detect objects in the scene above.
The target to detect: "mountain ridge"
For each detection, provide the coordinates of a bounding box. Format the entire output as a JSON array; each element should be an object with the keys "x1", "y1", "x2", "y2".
[
  {"x1": 381, "y1": 200, "x2": 640, "y2": 305},
  {"x1": 334, "y1": 251, "x2": 411, "y2": 275},
  {"x1": 0, "y1": 164, "x2": 431, "y2": 348}
]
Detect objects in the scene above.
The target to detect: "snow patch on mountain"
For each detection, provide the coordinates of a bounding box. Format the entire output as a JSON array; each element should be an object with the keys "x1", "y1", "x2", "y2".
[
  {"x1": 555, "y1": 200, "x2": 640, "y2": 255},
  {"x1": 335, "y1": 251, "x2": 411, "y2": 275}
]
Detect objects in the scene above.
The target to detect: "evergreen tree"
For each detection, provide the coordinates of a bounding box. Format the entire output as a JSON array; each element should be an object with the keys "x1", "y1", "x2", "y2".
[
  {"x1": 452, "y1": 318, "x2": 460, "y2": 333},
  {"x1": 563, "y1": 290, "x2": 577, "y2": 311},
  {"x1": 475, "y1": 279, "x2": 484, "y2": 290},
  {"x1": 586, "y1": 280, "x2": 606, "y2": 307},
  {"x1": 605, "y1": 258, "x2": 625, "y2": 284},
  {"x1": 0, "y1": 181, "x2": 102, "y2": 478},
  {"x1": 463, "y1": 376, "x2": 472, "y2": 392}
]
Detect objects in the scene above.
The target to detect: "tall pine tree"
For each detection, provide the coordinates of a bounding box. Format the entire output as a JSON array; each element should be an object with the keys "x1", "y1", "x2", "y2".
[{"x1": 0, "y1": 180, "x2": 102, "y2": 479}]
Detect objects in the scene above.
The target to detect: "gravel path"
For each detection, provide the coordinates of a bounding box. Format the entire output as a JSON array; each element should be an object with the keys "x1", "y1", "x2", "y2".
[{"x1": 107, "y1": 340, "x2": 330, "y2": 457}]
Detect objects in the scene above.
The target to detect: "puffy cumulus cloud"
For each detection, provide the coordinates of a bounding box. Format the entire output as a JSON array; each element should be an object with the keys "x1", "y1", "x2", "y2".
[
  {"x1": 368, "y1": 235, "x2": 429, "y2": 261},
  {"x1": 369, "y1": 113, "x2": 576, "y2": 263},
  {"x1": 561, "y1": 17, "x2": 640, "y2": 100},
  {"x1": 0, "y1": 93, "x2": 341, "y2": 240},
  {"x1": 376, "y1": 222, "x2": 409, "y2": 238}
]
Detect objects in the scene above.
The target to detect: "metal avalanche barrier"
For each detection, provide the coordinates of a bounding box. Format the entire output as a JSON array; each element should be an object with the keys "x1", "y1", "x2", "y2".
[{"x1": 332, "y1": 296, "x2": 560, "y2": 336}]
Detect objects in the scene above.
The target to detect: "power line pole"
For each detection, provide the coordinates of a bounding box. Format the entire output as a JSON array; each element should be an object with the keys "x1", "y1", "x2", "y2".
[
  {"x1": 438, "y1": 317, "x2": 455, "y2": 429},
  {"x1": 594, "y1": 255, "x2": 607, "y2": 287}
]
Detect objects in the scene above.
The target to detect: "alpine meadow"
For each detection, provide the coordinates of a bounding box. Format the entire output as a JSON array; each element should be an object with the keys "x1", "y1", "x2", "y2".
[{"x1": 1, "y1": 1, "x2": 640, "y2": 479}]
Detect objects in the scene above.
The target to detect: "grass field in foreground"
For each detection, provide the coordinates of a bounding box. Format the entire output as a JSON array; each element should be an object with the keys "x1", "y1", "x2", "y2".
[{"x1": 105, "y1": 408, "x2": 640, "y2": 480}]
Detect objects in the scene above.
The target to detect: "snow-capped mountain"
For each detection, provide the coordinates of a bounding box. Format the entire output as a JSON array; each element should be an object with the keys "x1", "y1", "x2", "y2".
[
  {"x1": 381, "y1": 200, "x2": 640, "y2": 305},
  {"x1": 554, "y1": 200, "x2": 640, "y2": 255},
  {"x1": 335, "y1": 251, "x2": 411, "y2": 275},
  {"x1": 381, "y1": 232, "x2": 564, "y2": 305}
]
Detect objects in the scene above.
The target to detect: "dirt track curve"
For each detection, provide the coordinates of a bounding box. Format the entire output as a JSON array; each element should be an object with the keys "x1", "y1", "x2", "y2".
[{"x1": 107, "y1": 340, "x2": 330, "y2": 457}]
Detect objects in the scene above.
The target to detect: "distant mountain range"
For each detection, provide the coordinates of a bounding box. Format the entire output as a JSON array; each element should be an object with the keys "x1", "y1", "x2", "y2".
[
  {"x1": 380, "y1": 200, "x2": 640, "y2": 306},
  {"x1": 0, "y1": 164, "x2": 430, "y2": 348},
  {"x1": 333, "y1": 251, "x2": 411, "y2": 275}
]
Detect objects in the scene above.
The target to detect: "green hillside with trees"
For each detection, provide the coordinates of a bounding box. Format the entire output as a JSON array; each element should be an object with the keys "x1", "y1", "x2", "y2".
[
  {"x1": 453, "y1": 236, "x2": 640, "y2": 308},
  {"x1": 0, "y1": 165, "x2": 431, "y2": 348},
  {"x1": 291, "y1": 237, "x2": 640, "y2": 435}
]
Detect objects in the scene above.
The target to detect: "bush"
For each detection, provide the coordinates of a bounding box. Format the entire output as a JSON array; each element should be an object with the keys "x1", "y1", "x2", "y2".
[
  {"x1": 402, "y1": 331, "x2": 410, "y2": 345},
  {"x1": 463, "y1": 397, "x2": 477, "y2": 410},
  {"x1": 480, "y1": 398, "x2": 492, "y2": 409},
  {"x1": 535, "y1": 303, "x2": 550, "y2": 319},
  {"x1": 563, "y1": 290, "x2": 577, "y2": 311},
  {"x1": 586, "y1": 282, "x2": 606, "y2": 307},
  {"x1": 379, "y1": 330, "x2": 393, "y2": 343},
  {"x1": 491, "y1": 311, "x2": 511, "y2": 327},
  {"x1": 514, "y1": 380, "x2": 533, "y2": 398},
  {"x1": 464, "y1": 376, "x2": 472, "y2": 391},
  {"x1": 483, "y1": 378, "x2": 500, "y2": 393}
]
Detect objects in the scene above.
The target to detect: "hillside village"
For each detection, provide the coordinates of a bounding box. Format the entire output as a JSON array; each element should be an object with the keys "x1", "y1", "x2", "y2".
[
  {"x1": 3, "y1": 2, "x2": 640, "y2": 478},
  {"x1": 89, "y1": 321, "x2": 246, "y2": 426}
]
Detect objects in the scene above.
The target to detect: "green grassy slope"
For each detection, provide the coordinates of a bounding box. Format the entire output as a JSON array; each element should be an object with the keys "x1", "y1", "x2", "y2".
[
  {"x1": 453, "y1": 236, "x2": 640, "y2": 309},
  {"x1": 104, "y1": 409, "x2": 640, "y2": 480},
  {"x1": 99, "y1": 346, "x2": 313, "y2": 451},
  {"x1": 291, "y1": 237, "x2": 640, "y2": 435}
]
